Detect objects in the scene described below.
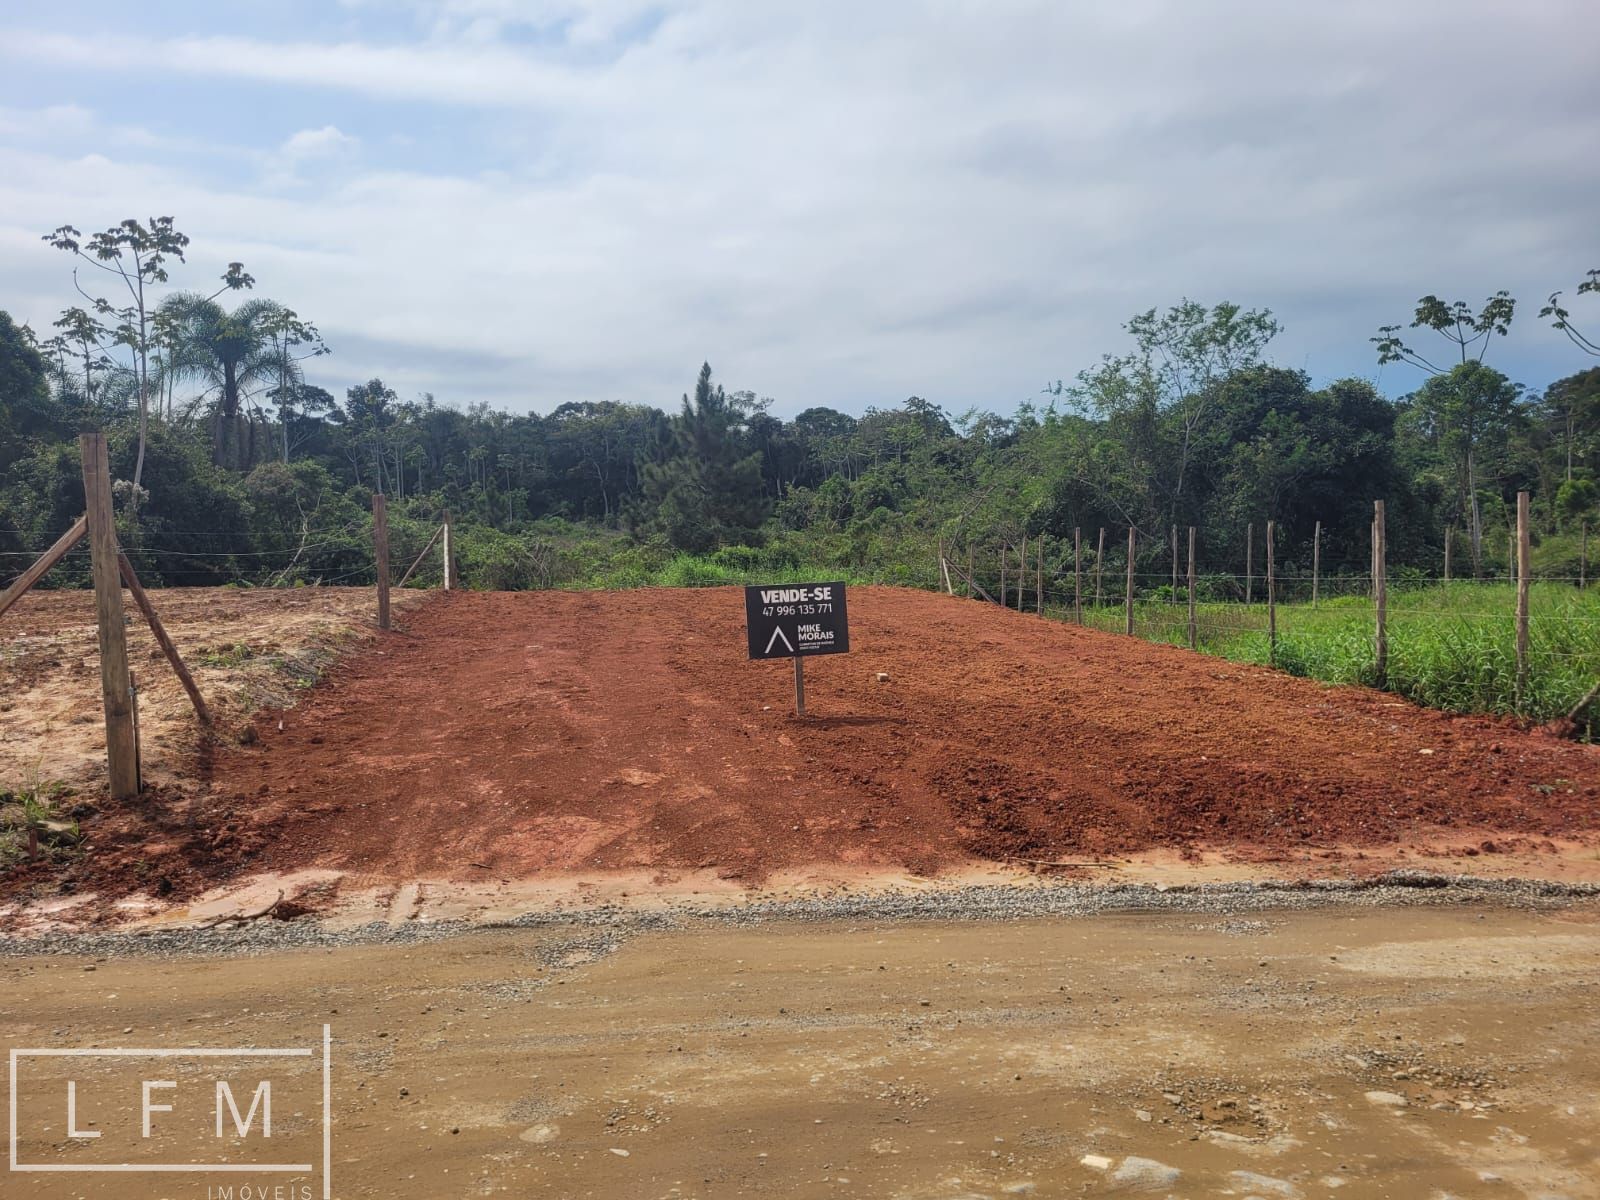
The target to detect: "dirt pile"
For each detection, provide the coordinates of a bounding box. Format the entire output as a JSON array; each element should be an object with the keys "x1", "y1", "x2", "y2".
[{"x1": 10, "y1": 586, "x2": 1600, "y2": 896}]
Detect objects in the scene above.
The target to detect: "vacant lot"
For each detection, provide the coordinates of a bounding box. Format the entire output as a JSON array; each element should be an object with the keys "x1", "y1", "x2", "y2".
[{"x1": 6, "y1": 585, "x2": 1597, "y2": 913}]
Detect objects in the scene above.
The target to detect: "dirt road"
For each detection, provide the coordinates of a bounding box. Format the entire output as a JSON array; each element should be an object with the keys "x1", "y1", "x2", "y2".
[{"x1": 4, "y1": 902, "x2": 1598, "y2": 1198}]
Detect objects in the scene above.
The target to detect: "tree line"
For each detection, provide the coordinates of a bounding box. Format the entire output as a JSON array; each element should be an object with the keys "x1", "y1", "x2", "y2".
[{"x1": 3, "y1": 215, "x2": 1599, "y2": 592}]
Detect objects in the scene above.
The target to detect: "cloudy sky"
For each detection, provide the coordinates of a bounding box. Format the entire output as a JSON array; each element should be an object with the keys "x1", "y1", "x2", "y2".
[{"x1": 1, "y1": 0, "x2": 1595, "y2": 418}]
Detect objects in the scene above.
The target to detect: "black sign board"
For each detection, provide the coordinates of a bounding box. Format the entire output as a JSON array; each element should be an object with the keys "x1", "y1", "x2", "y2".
[{"x1": 744, "y1": 582, "x2": 849, "y2": 660}]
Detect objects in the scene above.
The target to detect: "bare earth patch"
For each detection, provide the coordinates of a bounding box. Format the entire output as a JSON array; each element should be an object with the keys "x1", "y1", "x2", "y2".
[
  {"x1": 5, "y1": 585, "x2": 1600, "y2": 928},
  {"x1": 0, "y1": 585, "x2": 426, "y2": 795}
]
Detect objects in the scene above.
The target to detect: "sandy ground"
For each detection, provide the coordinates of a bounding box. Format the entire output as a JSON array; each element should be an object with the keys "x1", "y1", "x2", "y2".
[
  {"x1": 4, "y1": 901, "x2": 1598, "y2": 1199},
  {"x1": 0, "y1": 586, "x2": 426, "y2": 796}
]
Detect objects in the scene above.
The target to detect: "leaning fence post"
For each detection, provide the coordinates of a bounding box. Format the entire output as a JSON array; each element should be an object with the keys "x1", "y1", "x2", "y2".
[
  {"x1": 1073, "y1": 527, "x2": 1082, "y2": 624},
  {"x1": 118, "y1": 550, "x2": 212, "y2": 730},
  {"x1": 1516, "y1": 490, "x2": 1530, "y2": 710},
  {"x1": 1266, "y1": 519, "x2": 1277, "y2": 667},
  {"x1": 1187, "y1": 526, "x2": 1197, "y2": 650},
  {"x1": 1374, "y1": 500, "x2": 1388, "y2": 687},
  {"x1": 0, "y1": 515, "x2": 86, "y2": 622},
  {"x1": 373, "y1": 492, "x2": 391, "y2": 630},
  {"x1": 397, "y1": 523, "x2": 445, "y2": 589},
  {"x1": 1124, "y1": 526, "x2": 1135, "y2": 636},
  {"x1": 80, "y1": 432, "x2": 139, "y2": 800}
]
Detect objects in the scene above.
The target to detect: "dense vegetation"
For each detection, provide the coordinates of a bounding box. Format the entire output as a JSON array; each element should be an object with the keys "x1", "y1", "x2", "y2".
[{"x1": 5, "y1": 221, "x2": 1600, "y2": 691}]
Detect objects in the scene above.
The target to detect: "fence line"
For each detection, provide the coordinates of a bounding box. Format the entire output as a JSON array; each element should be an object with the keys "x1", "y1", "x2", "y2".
[{"x1": 945, "y1": 494, "x2": 1600, "y2": 722}]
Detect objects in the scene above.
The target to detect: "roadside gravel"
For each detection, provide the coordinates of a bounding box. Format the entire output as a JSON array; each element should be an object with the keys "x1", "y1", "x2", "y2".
[{"x1": 3, "y1": 869, "x2": 1596, "y2": 960}]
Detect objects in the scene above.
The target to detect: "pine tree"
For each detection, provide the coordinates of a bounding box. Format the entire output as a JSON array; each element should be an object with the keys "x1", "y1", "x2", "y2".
[{"x1": 638, "y1": 362, "x2": 770, "y2": 552}]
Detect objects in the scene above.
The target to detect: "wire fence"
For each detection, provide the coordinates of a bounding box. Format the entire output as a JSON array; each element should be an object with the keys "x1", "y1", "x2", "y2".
[
  {"x1": 949, "y1": 524, "x2": 1600, "y2": 725},
  {"x1": 0, "y1": 519, "x2": 450, "y2": 592}
]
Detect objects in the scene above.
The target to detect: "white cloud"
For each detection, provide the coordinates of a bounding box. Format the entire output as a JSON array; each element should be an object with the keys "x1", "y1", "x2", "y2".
[
  {"x1": 1, "y1": 2, "x2": 1597, "y2": 415},
  {"x1": 281, "y1": 125, "x2": 359, "y2": 161}
]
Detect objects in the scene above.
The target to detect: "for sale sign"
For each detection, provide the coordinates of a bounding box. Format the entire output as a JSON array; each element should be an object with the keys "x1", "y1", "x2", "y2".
[{"x1": 745, "y1": 583, "x2": 849, "y2": 660}]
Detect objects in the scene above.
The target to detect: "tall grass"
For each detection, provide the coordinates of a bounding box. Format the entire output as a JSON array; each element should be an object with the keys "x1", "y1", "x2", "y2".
[{"x1": 1076, "y1": 582, "x2": 1600, "y2": 721}]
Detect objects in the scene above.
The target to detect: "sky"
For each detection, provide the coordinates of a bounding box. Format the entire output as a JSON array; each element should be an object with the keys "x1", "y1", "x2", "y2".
[{"x1": 0, "y1": 0, "x2": 1596, "y2": 419}]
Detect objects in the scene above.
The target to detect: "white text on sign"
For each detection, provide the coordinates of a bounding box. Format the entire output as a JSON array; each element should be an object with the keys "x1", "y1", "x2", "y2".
[{"x1": 758, "y1": 586, "x2": 833, "y2": 604}]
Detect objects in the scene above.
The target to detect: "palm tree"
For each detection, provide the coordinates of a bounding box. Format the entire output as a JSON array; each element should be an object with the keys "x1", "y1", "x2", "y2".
[{"x1": 158, "y1": 293, "x2": 282, "y2": 468}]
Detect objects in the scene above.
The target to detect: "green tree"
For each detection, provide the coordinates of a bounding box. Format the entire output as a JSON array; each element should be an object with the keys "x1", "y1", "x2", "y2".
[
  {"x1": 637, "y1": 363, "x2": 770, "y2": 552},
  {"x1": 1540, "y1": 269, "x2": 1600, "y2": 357},
  {"x1": 43, "y1": 218, "x2": 252, "y2": 493},
  {"x1": 1406, "y1": 363, "x2": 1522, "y2": 575},
  {"x1": 257, "y1": 306, "x2": 329, "y2": 462},
  {"x1": 1373, "y1": 291, "x2": 1516, "y2": 374},
  {"x1": 0, "y1": 312, "x2": 64, "y2": 472},
  {"x1": 1539, "y1": 368, "x2": 1600, "y2": 483},
  {"x1": 338, "y1": 378, "x2": 401, "y2": 492},
  {"x1": 1064, "y1": 300, "x2": 1280, "y2": 527}
]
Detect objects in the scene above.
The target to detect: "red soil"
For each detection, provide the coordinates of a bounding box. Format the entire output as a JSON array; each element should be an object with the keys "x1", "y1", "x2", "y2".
[
  {"x1": 203, "y1": 587, "x2": 1600, "y2": 879},
  {"x1": 18, "y1": 586, "x2": 1600, "y2": 896}
]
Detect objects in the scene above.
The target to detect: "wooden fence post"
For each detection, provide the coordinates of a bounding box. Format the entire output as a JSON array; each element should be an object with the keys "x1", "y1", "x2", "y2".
[
  {"x1": 1245, "y1": 522, "x2": 1254, "y2": 604},
  {"x1": 1374, "y1": 500, "x2": 1388, "y2": 687},
  {"x1": 1095, "y1": 527, "x2": 1105, "y2": 608},
  {"x1": 1516, "y1": 491, "x2": 1530, "y2": 710},
  {"x1": 1036, "y1": 536, "x2": 1044, "y2": 615},
  {"x1": 442, "y1": 508, "x2": 454, "y2": 590},
  {"x1": 1018, "y1": 535, "x2": 1026, "y2": 612},
  {"x1": 1312, "y1": 520, "x2": 1321, "y2": 608},
  {"x1": 1124, "y1": 526, "x2": 1135, "y2": 636},
  {"x1": 1187, "y1": 526, "x2": 1197, "y2": 650},
  {"x1": 1371, "y1": 512, "x2": 1378, "y2": 597},
  {"x1": 1266, "y1": 519, "x2": 1277, "y2": 667},
  {"x1": 373, "y1": 492, "x2": 391, "y2": 631},
  {"x1": 79, "y1": 433, "x2": 139, "y2": 800},
  {"x1": 1073, "y1": 527, "x2": 1082, "y2": 624}
]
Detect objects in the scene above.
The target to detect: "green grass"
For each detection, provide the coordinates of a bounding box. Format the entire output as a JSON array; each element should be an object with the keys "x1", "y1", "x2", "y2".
[
  {"x1": 1074, "y1": 582, "x2": 1600, "y2": 721},
  {"x1": 0, "y1": 779, "x2": 79, "y2": 871}
]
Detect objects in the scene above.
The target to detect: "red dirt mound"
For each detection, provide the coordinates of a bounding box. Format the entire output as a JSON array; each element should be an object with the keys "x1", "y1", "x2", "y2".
[
  {"x1": 24, "y1": 586, "x2": 1600, "y2": 893},
  {"x1": 210, "y1": 585, "x2": 1600, "y2": 876}
]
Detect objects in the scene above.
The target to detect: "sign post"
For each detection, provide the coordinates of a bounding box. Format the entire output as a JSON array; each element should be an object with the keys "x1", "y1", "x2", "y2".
[{"x1": 745, "y1": 581, "x2": 850, "y2": 717}]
